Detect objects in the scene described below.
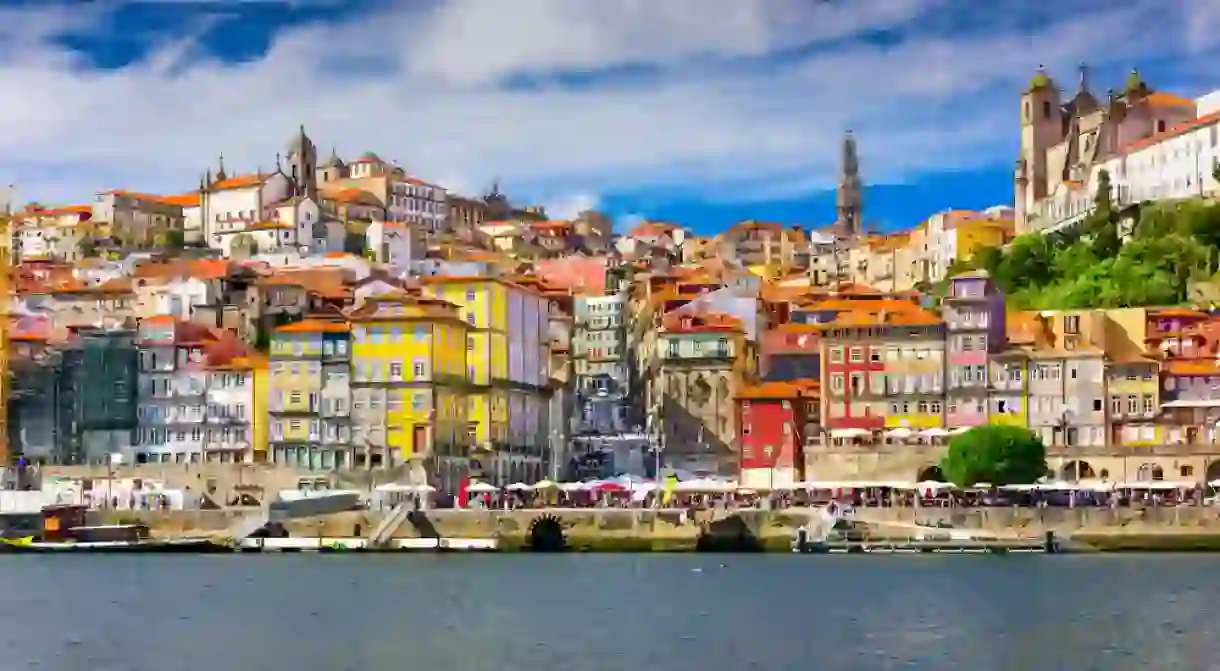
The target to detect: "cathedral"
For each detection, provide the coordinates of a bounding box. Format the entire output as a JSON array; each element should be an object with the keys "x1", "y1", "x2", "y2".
[{"x1": 1014, "y1": 65, "x2": 1197, "y2": 234}]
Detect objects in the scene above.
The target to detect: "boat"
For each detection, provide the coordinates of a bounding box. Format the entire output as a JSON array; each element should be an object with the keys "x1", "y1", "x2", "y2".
[
  {"x1": 0, "y1": 532, "x2": 231, "y2": 553},
  {"x1": 0, "y1": 504, "x2": 231, "y2": 553}
]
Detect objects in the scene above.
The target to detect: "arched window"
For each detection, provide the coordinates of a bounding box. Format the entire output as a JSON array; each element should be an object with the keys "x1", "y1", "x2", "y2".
[{"x1": 1042, "y1": 100, "x2": 1052, "y2": 119}]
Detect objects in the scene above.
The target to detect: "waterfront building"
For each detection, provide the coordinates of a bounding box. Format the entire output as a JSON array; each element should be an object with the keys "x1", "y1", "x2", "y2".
[
  {"x1": 420, "y1": 276, "x2": 550, "y2": 483},
  {"x1": 203, "y1": 351, "x2": 268, "y2": 463},
  {"x1": 348, "y1": 292, "x2": 469, "y2": 488},
  {"x1": 268, "y1": 319, "x2": 352, "y2": 469},
  {"x1": 135, "y1": 317, "x2": 216, "y2": 464},
  {"x1": 943, "y1": 271, "x2": 1006, "y2": 430},
  {"x1": 736, "y1": 380, "x2": 818, "y2": 489},
  {"x1": 654, "y1": 312, "x2": 753, "y2": 474},
  {"x1": 572, "y1": 291, "x2": 629, "y2": 434},
  {"x1": 59, "y1": 326, "x2": 139, "y2": 464}
]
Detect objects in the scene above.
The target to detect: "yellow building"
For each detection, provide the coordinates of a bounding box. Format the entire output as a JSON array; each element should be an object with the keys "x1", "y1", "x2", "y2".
[
  {"x1": 251, "y1": 356, "x2": 270, "y2": 460},
  {"x1": 421, "y1": 276, "x2": 552, "y2": 483},
  {"x1": 268, "y1": 319, "x2": 352, "y2": 470},
  {"x1": 348, "y1": 292, "x2": 470, "y2": 488},
  {"x1": 987, "y1": 351, "x2": 1029, "y2": 428},
  {"x1": 0, "y1": 244, "x2": 8, "y2": 462}
]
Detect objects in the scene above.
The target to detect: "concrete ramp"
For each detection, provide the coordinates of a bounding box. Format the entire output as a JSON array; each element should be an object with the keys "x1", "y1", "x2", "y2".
[
  {"x1": 220, "y1": 491, "x2": 363, "y2": 543},
  {"x1": 369, "y1": 504, "x2": 409, "y2": 547},
  {"x1": 226, "y1": 512, "x2": 271, "y2": 542}
]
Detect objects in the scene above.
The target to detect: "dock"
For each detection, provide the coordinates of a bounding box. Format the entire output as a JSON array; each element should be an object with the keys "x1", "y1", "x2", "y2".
[
  {"x1": 792, "y1": 532, "x2": 1060, "y2": 555},
  {"x1": 236, "y1": 537, "x2": 499, "y2": 552}
]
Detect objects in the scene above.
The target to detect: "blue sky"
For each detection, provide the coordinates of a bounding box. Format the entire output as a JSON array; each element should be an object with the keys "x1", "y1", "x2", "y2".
[{"x1": 0, "y1": 0, "x2": 1217, "y2": 235}]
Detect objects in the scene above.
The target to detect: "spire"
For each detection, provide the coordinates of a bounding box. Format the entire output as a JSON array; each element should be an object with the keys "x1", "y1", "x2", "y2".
[
  {"x1": 275, "y1": 152, "x2": 282, "y2": 171},
  {"x1": 1028, "y1": 64, "x2": 1052, "y2": 91},
  {"x1": 216, "y1": 153, "x2": 227, "y2": 182},
  {"x1": 1077, "y1": 62, "x2": 1089, "y2": 92},
  {"x1": 835, "y1": 130, "x2": 863, "y2": 237}
]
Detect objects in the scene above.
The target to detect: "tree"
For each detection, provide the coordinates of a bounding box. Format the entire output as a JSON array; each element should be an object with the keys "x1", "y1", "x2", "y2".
[
  {"x1": 938, "y1": 424, "x2": 1048, "y2": 487},
  {"x1": 76, "y1": 235, "x2": 97, "y2": 258},
  {"x1": 161, "y1": 228, "x2": 185, "y2": 250},
  {"x1": 1086, "y1": 169, "x2": 1120, "y2": 258}
]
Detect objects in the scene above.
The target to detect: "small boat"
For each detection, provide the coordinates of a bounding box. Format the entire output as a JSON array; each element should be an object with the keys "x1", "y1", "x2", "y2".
[
  {"x1": 0, "y1": 505, "x2": 231, "y2": 554},
  {"x1": 0, "y1": 525, "x2": 231, "y2": 553}
]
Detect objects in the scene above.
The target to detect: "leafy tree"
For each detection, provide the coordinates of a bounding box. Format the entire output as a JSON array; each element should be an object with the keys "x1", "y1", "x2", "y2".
[
  {"x1": 76, "y1": 235, "x2": 97, "y2": 258},
  {"x1": 1086, "y1": 169, "x2": 1120, "y2": 258},
  {"x1": 163, "y1": 228, "x2": 185, "y2": 250},
  {"x1": 939, "y1": 424, "x2": 1048, "y2": 487}
]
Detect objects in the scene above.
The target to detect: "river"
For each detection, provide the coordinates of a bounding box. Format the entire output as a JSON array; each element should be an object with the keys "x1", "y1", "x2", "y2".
[{"x1": 2, "y1": 554, "x2": 1216, "y2": 670}]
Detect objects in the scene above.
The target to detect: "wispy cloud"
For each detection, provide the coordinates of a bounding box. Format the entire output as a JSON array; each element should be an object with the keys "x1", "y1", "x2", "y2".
[{"x1": 0, "y1": 0, "x2": 1214, "y2": 215}]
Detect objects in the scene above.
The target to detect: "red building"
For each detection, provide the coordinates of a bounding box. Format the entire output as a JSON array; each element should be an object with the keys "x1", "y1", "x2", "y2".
[
  {"x1": 819, "y1": 316, "x2": 887, "y2": 436},
  {"x1": 736, "y1": 380, "x2": 818, "y2": 485}
]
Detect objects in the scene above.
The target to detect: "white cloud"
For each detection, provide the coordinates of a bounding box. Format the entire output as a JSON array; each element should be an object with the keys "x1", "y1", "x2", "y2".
[
  {"x1": 0, "y1": 0, "x2": 1215, "y2": 217},
  {"x1": 540, "y1": 191, "x2": 601, "y2": 220}
]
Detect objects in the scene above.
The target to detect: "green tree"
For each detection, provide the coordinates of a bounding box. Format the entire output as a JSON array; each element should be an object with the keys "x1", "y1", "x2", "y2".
[
  {"x1": 1086, "y1": 169, "x2": 1120, "y2": 258},
  {"x1": 76, "y1": 235, "x2": 97, "y2": 258},
  {"x1": 163, "y1": 228, "x2": 185, "y2": 250},
  {"x1": 939, "y1": 424, "x2": 1048, "y2": 487}
]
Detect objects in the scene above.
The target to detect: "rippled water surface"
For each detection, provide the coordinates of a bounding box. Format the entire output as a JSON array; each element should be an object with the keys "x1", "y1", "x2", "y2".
[{"x1": 3, "y1": 554, "x2": 1219, "y2": 670}]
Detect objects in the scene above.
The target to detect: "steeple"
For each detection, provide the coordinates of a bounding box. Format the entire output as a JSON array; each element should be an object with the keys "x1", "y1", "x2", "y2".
[
  {"x1": 216, "y1": 153, "x2": 227, "y2": 182},
  {"x1": 835, "y1": 131, "x2": 863, "y2": 237},
  {"x1": 1077, "y1": 63, "x2": 1089, "y2": 93}
]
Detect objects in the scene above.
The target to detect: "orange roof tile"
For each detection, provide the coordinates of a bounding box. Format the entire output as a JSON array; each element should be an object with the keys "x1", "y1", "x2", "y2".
[
  {"x1": 210, "y1": 173, "x2": 267, "y2": 191},
  {"x1": 275, "y1": 319, "x2": 350, "y2": 334},
  {"x1": 735, "y1": 380, "x2": 819, "y2": 399},
  {"x1": 1165, "y1": 360, "x2": 1220, "y2": 376},
  {"x1": 1144, "y1": 91, "x2": 1194, "y2": 107},
  {"x1": 1123, "y1": 110, "x2": 1220, "y2": 154}
]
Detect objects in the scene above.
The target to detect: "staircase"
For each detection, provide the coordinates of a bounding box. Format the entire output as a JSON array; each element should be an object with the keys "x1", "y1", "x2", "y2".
[
  {"x1": 222, "y1": 510, "x2": 271, "y2": 543},
  {"x1": 368, "y1": 504, "x2": 410, "y2": 548}
]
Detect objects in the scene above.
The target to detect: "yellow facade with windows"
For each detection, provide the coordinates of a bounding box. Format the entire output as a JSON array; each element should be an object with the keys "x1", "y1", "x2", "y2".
[
  {"x1": 348, "y1": 294, "x2": 470, "y2": 481},
  {"x1": 420, "y1": 278, "x2": 512, "y2": 449}
]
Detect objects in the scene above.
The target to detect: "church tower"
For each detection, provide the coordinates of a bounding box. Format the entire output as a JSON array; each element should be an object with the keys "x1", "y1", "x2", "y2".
[
  {"x1": 1016, "y1": 66, "x2": 1063, "y2": 233},
  {"x1": 835, "y1": 131, "x2": 863, "y2": 237},
  {"x1": 286, "y1": 125, "x2": 318, "y2": 201}
]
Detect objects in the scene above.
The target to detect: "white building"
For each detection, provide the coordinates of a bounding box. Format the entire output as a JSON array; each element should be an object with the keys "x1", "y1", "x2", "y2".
[
  {"x1": 365, "y1": 220, "x2": 420, "y2": 273},
  {"x1": 1038, "y1": 111, "x2": 1220, "y2": 236},
  {"x1": 204, "y1": 361, "x2": 255, "y2": 462}
]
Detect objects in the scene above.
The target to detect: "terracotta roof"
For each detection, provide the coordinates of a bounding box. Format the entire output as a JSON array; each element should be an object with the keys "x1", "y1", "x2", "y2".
[
  {"x1": 326, "y1": 187, "x2": 383, "y2": 206},
  {"x1": 134, "y1": 259, "x2": 231, "y2": 281},
  {"x1": 210, "y1": 173, "x2": 268, "y2": 191},
  {"x1": 661, "y1": 312, "x2": 743, "y2": 334},
  {"x1": 1164, "y1": 360, "x2": 1220, "y2": 376},
  {"x1": 275, "y1": 319, "x2": 350, "y2": 334},
  {"x1": 1144, "y1": 91, "x2": 1195, "y2": 107},
  {"x1": 1149, "y1": 307, "x2": 1208, "y2": 319},
  {"x1": 830, "y1": 306, "x2": 941, "y2": 328},
  {"x1": 1122, "y1": 110, "x2": 1220, "y2": 155},
  {"x1": 735, "y1": 379, "x2": 819, "y2": 399},
  {"x1": 103, "y1": 190, "x2": 199, "y2": 207}
]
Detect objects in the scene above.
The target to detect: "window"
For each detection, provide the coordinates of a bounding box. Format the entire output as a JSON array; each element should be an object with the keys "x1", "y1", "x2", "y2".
[
  {"x1": 830, "y1": 374, "x2": 844, "y2": 392},
  {"x1": 413, "y1": 358, "x2": 426, "y2": 377},
  {"x1": 829, "y1": 347, "x2": 844, "y2": 363},
  {"x1": 390, "y1": 363, "x2": 402, "y2": 379},
  {"x1": 1127, "y1": 395, "x2": 1138, "y2": 413},
  {"x1": 869, "y1": 348, "x2": 881, "y2": 363},
  {"x1": 1142, "y1": 395, "x2": 1154, "y2": 414},
  {"x1": 849, "y1": 347, "x2": 863, "y2": 363}
]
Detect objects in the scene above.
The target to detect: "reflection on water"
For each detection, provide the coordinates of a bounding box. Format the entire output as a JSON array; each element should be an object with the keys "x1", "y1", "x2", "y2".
[{"x1": 1, "y1": 554, "x2": 1217, "y2": 670}]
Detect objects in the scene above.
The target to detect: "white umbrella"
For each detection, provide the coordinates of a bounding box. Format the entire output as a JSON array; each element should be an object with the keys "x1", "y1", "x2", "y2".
[
  {"x1": 505, "y1": 482, "x2": 530, "y2": 491},
  {"x1": 466, "y1": 482, "x2": 499, "y2": 493},
  {"x1": 413, "y1": 484, "x2": 437, "y2": 493},
  {"x1": 558, "y1": 482, "x2": 587, "y2": 492},
  {"x1": 920, "y1": 428, "x2": 950, "y2": 437},
  {"x1": 885, "y1": 428, "x2": 913, "y2": 439},
  {"x1": 949, "y1": 426, "x2": 971, "y2": 435}
]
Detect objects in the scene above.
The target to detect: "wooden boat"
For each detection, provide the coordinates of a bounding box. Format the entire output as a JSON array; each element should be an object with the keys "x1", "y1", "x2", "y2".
[{"x1": 0, "y1": 533, "x2": 231, "y2": 553}]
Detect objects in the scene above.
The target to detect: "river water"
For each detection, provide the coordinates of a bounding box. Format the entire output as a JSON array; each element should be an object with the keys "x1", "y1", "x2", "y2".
[{"x1": 3, "y1": 554, "x2": 1218, "y2": 670}]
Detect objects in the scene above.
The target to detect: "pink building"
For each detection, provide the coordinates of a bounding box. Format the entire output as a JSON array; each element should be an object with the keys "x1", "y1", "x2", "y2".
[{"x1": 943, "y1": 271, "x2": 1006, "y2": 429}]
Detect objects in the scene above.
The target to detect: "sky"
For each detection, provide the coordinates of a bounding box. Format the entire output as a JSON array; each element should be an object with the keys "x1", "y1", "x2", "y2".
[{"x1": 0, "y1": 0, "x2": 1218, "y2": 235}]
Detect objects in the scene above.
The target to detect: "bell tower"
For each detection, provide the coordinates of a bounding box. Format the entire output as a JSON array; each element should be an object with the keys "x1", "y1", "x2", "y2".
[
  {"x1": 835, "y1": 131, "x2": 863, "y2": 237},
  {"x1": 286, "y1": 125, "x2": 318, "y2": 201},
  {"x1": 1017, "y1": 66, "x2": 1063, "y2": 232}
]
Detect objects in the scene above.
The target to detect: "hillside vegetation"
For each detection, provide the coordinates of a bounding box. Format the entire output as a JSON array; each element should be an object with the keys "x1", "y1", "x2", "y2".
[{"x1": 952, "y1": 168, "x2": 1220, "y2": 310}]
